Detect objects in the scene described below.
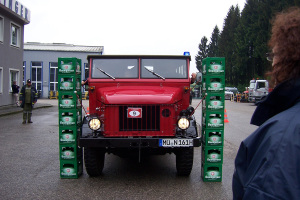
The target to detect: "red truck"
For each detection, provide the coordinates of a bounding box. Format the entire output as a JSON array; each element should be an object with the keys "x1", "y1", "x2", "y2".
[{"x1": 80, "y1": 55, "x2": 201, "y2": 176}]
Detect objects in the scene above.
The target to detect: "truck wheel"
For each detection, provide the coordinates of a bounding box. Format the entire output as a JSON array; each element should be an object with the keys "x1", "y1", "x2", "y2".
[
  {"x1": 84, "y1": 147, "x2": 105, "y2": 177},
  {"x1": 176, "y1": 147, "x2": 194, "y2": 176}
]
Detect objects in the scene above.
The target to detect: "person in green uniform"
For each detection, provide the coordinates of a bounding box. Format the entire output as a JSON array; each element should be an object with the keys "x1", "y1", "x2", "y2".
[{"x1": 19, "y1": 79, "x2": 38, "y2": 124}]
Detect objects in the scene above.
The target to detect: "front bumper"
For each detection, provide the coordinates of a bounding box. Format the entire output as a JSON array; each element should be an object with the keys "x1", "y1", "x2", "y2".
[
  {"x1": 248, "y1": 96, "x2": 261, "y2": 103},
  {"x1": 79, "y1": 137, "x2": 201, "y2": 148}
]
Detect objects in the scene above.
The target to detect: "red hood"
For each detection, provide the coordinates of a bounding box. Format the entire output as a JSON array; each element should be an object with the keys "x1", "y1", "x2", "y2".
[{"x1": 98, "y1": 86, "x2": 182, "y2": 104}]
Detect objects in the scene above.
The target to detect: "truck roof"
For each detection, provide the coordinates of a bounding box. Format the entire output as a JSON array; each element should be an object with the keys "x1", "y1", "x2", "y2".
[{"x1": 87, "y1": 55, "x2": 192, "y2": 60}]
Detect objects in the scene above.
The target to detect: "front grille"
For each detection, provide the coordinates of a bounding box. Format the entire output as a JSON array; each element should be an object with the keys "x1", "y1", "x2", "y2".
[{"x1": 119, "y1": 105, "x2": 160, "y2": 131}]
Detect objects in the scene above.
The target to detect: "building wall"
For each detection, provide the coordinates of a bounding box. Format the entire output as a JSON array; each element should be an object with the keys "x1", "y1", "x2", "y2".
[
  {"x1": 23, "y1": 50, "x2": 101, "y2": 98},
  {"x1": 0, "y1": 9, "x2": 25, "y2": 106}
]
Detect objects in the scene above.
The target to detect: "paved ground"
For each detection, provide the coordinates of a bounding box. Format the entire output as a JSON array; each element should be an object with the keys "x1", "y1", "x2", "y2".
[
  {"x1": 0, "y1": 98, "x2": 255, "y2": 199},
  {"x1": 0, "y1": 100, "x2": 54, "y2": 117}
]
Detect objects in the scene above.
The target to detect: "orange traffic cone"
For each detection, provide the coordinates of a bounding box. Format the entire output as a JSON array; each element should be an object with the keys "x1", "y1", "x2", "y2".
[
  {"x1": 86, "y1": 107, "x2": 89, "y2": 115},
  {"x1": 224, "y1": 109, "x2": 229, "y2": 123}
]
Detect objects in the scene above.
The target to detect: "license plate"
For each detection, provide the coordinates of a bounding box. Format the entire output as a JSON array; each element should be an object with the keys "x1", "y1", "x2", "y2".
[
  {"x1": 159, "y1": 139, "x2": 193, "y2": 147},
  {"x1": 127, "y1": 107, "x2": 142, "y2": 118}
]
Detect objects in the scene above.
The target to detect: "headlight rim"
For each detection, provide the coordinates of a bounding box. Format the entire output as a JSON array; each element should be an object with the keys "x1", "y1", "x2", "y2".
[
  {"x1": 88, "y1": 117, "x2": 101, "y2": 131},
  {"x1": 177, "y1": 117, "x2": 190, "y2": 130}
]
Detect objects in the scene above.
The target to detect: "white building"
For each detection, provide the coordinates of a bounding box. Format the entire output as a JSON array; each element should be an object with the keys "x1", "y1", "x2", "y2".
[{"x1": 23, "y1": 42, "x2": 104, "y2": 98}]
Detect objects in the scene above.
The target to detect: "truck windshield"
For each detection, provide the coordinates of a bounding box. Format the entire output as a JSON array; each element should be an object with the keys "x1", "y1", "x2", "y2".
[
  {"x1": 91, "y1": 58, "x2": 188, "y2": 79},
  {"x1": 141, "y1": 59, "x2": 187, "y2": 79},
  {"x1": 92, "y1": 59, "x2": 138, "y2": 79},
  {"x1": 249, "y1": 82, "x2": 255, "y2": 89}
]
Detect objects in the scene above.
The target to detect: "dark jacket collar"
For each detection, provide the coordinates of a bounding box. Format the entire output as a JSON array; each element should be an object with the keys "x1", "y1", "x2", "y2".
[{"x1": 251, "y1": 78, "x2": 300, "y2": 126}]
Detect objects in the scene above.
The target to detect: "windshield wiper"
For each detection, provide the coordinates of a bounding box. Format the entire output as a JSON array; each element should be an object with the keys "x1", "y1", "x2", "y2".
[
  {"x1": 144, "y1": 67, "x2": 165, "y2": 80},
  {"x1": 96, "y1": 68, "x2": 115, "y2": 80}
]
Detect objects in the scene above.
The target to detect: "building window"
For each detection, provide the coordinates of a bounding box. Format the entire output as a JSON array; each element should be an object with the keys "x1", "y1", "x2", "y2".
[
  {"x1": 11, "y1": 23, "x2": 20, "y2": 47},
  {"x1": 0, "y1": 67, "x2": 3, "y2": 94},
  {"x1": 0, "y1": 16, "x2": 3, "y2": 43},
  {"x1": 23, "y1": 61, "x2": 26, "y2": 86},
  {"x1": 49, "y1": 62, "x2": 58, "y2": 91},
  {"x1": 31, "y1": 62, "x2": 43, "y2": 92},
  {"x1": 9, "y1": 69, "x2": 20, "y2": 92}
]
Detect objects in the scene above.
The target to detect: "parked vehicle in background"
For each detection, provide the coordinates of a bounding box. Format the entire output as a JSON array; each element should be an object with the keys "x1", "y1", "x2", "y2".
[
  {"x1": 225, "y1": 90, "x2": 233, "y2": 100},
  {"x1": 248, "y1": 79, "x2": 269, "y2": 103},
  {"x1": 225, "y1": 87, "x2": 238, "y2": 100}
]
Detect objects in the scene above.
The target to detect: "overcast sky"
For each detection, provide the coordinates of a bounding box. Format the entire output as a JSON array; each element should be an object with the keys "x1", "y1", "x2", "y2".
[{"x1": 21, "y1": 0, "x2": 246, "y2": 73}]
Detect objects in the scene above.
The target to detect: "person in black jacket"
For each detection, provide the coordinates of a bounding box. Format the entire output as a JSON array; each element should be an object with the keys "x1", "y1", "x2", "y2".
[
  {"x1": 12, "y1": 81, "x2": 20, "y2": 106},
  {"x1": 232, "y1": 7, "x2": 300, "y2": 199},
  {"x1": 19, "y1": 79, "x2": 38, "y2": 124}
]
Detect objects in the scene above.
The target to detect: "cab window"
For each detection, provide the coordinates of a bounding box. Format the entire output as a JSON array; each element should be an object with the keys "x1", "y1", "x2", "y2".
[
  {"x1": 141, "y1": 59, "x2": 188, "y2": 79},
  {"x1": 91, "y1": 59, "x2": 138, "y2": 79}
]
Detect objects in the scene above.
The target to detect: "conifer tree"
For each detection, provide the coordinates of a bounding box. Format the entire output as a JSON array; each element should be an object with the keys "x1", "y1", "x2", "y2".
[
  {"x1": 195, "y1": 36, "x2": 208, "y2": 72},
  {"x1": 197, "y1": 0, "x2": 300, "y2": 88},
  {"x1": 207, "y1": 26, "x2": 220, "y2": 57},
  {"x1": 219, "y1": 5, "x2": 240, "y2": 85}
]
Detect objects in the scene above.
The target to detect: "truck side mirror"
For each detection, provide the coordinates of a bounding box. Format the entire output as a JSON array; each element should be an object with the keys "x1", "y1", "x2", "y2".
[{"x1": 196, "y1": 72, "x2": 202, "y2": 83}]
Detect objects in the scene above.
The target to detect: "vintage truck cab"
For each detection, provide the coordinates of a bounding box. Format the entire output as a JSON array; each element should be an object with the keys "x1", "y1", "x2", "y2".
[{"x1": 80, "y1": 55, "x2": 201, "y2": 176}]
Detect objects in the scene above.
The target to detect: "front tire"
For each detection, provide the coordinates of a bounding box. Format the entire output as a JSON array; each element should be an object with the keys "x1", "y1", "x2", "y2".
[
  {"x1": 176, "y1": 147, "x2": 194, "y2": 176},
  {"x1": 84, "y1": 147, "x2": 105, "y2": 177}
]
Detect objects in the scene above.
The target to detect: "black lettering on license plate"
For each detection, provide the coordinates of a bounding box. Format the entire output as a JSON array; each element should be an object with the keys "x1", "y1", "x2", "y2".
[{"x1": 159, "y1": 139, "x2": 193, "y2": 147}]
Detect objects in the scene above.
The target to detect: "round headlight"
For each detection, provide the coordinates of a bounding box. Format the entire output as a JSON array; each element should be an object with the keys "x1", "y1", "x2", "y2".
[
  {"x1": 88, "y1": 118, "x2": 101, "y2": 130},
  {"x1": 178, "y1": 117, "x2": 190, "y2": 130}
]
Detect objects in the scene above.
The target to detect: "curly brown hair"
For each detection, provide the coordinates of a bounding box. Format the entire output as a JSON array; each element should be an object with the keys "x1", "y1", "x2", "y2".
[{"x1": 267, "y1": 7, "x2": 300, "y2": 85}]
